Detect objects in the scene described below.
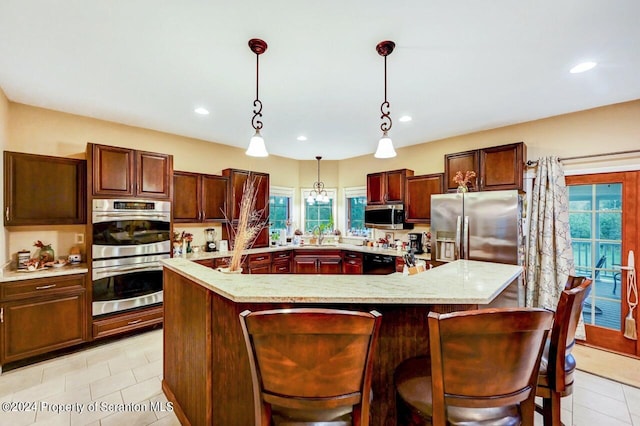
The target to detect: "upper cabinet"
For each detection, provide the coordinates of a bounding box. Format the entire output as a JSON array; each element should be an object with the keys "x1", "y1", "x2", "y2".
[
  {"x1": 405, "y1": 173, "x2": 444, "y2": 224},
  {"x1": 444, "y1": 142, "x2": 526, "y2": 192},
  {"x1": 88, "y1": 143, "x2": 173, "y2": 199},
  {"x1": 4, "y1": 151, "x2": 87, "y2": 226},
  {"x1": 221, "y1": 168, "x2": 270, "y2": 248},
  {"x1": 173, "y1": 171, "x2": 227, "y2": 223},
  {"x1": 366, "y1": 169, "x2": 414, "y2": 205}
]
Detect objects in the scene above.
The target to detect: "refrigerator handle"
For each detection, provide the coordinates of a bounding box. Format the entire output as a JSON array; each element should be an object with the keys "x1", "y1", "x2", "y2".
[
  {"x1": 455, "y1": 215, "x2": 462, "y2": 260},
  {"x1": 463, "y1": 216, "x2": 470, "y2": 260}
]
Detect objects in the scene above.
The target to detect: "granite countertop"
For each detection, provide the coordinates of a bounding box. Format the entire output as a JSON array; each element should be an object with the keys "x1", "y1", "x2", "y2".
[
  {"x1": 0, "y1": 263, "x2": 89, "y2": 282},
  {"x1": 183, "y1": 242, "x2": 431, "y2": 262},
  {"x1": 162, "y1": 257, "x2": 522, "y2": 305}
]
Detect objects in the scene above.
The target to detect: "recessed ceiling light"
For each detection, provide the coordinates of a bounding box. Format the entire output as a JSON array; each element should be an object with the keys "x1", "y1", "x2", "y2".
[
  {"x1": 399, "y1": 115, "x2": 412, "y2": 122},
  {"x1": 297, "y1": 135, "x2": 308, "y2": 141},
  {"x1": 194, "y1": 107, "x2": 210, "y2": 115},
  {"x1": 570, "y1": 62, "x2": 597, "y2": 74}
]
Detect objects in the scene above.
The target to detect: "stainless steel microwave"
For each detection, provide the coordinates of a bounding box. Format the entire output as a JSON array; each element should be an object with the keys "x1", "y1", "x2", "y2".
[{"x1": 364, "y1": 204, "x2": 413, "y2": 230}]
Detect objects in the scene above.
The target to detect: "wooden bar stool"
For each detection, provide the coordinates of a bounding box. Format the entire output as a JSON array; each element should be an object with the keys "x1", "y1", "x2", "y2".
[
  {"x1": 240, "y1": 308, "x2": 382, "y2": 426},
  {"x1": 536, "y1": 276, "x2": 592, "y2": 426},
  {"x1": 395, "y1": 308, "x2": 554, "y2": 426}
]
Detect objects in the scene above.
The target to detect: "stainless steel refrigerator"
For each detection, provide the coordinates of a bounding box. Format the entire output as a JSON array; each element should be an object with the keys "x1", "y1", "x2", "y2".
[{"x1": 431, "y1": 190, "x2": 525, "y2": 306}]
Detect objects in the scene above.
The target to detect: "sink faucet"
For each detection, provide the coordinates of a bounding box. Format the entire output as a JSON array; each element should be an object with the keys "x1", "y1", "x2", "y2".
[{"x1": 312, "y1": 225, "x2": 325, "y2": 245}]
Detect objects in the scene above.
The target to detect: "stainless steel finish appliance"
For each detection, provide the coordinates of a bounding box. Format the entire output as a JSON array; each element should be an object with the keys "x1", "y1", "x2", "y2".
[
  {"x1": 364, "y1": 204, "x2": 413, "y2": 230},
  {"x1": 431, "y1": 190, "x2": 524, "y2": 306},
  {"x1": 91, "y1": 199, "x2": 171, "y2": 317}
]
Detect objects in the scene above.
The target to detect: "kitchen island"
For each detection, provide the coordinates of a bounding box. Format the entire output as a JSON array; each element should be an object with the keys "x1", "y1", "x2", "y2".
[{"x1": 161, "y1": 258, "x2": 522, "y2": 426}]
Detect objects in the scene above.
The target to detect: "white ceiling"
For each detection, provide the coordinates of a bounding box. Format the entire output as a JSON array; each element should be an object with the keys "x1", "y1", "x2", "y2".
[{"x1": 1, "y1": 1, "x2": 639, "y2": 160}]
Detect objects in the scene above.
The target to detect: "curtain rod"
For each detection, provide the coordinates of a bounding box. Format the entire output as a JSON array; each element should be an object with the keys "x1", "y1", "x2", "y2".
[{"x1": 525, "y1": 148, "x2": 640, "y2": 166}]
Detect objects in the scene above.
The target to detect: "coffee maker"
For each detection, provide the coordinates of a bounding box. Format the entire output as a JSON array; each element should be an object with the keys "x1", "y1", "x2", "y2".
[
  {"x1": 408, "y1": 232, "x2": 424, "y2": 254},
  {"x1": 204, "y1": 228, "x2": 217, "y2": 252}
]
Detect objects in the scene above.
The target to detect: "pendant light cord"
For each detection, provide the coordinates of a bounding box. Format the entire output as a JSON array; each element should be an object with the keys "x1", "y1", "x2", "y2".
[
  {"x1": 380, "y1": 51, "x2": 392, "y2": 132},
  {"x1": 252, "y1": 52, "x2": 263, "y2": 130}
]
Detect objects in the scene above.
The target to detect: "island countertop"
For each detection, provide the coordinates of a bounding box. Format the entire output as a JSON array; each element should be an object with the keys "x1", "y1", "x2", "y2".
[{"x1": 161, "y1": 257, "x2": 523, "y2": 305}]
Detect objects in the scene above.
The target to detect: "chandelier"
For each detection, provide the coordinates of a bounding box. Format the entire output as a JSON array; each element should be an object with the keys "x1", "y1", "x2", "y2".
[
  {"x1": 246, "y1": 38, "x2": 269, "y2": 157},
  {"x1": 374, "y1": 40, "x2": 397, "y2": 159},
  {"x1": 307, "y1": 156, "x2": 329, "y2": 204}
]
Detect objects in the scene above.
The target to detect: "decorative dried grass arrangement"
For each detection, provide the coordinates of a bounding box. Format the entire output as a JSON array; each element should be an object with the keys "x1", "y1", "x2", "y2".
[{"x1": 225, "y1": 176, "x2": 268, "y2": 272}]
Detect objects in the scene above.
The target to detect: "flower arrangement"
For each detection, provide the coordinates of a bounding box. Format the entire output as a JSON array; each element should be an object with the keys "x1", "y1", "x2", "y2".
[
  {"x1": 34, "y1": 240, "x2": 55, "y2": 263},
  {"x1": 224, "y1": 176, "x2": 268, "y2": 272},
  {"x1": 453, "y1": 170, "x2": 476, "y2": 191}
]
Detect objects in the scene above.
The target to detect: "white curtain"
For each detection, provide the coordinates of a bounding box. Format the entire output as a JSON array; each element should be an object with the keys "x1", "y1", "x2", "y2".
[{"x1": 526, "y1": 157, "x2": 582, "y2": 335}]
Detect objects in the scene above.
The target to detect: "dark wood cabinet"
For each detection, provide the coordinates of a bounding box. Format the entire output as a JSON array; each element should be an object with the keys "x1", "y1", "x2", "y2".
[
  {"x1": 293, "y1": 250, "x2": 342, "y2": 274},
  {"x1": 405, "y1": 173, "x2": 444, "y2": 223},
  {"x1": 272, "y1": 251, "x2": 292, "y2": 274},
  {"x1": 193, "y1": 258, "x2": 214, "y2": 268},
  {"x1": 246, "y1": 253, "x2": 272, "y2": 274},
  {"x1": 221, "y1": 168, "x2": 270, "y2": 248},
  {"x1": 342, "y1": 251, "x2": 363, "y2": 275},
  {"x1": 4, "y1": 151, "x2": 87, "y2": 226},
  {"x1": 0, "y1": 274, "x2": 89, "y2": 367},
  {"x1": 173, "y1": 171, "x2": 227, "y2": 223},
  {"x1": 88, "y1": 143, "x2": 172, "y2": 199},
  {"x1": 444, "y1": 142, "x2": 526, "y2": 192},
  {"x1": 366, "y1": 169, "x2": 414, "y2": 205}
]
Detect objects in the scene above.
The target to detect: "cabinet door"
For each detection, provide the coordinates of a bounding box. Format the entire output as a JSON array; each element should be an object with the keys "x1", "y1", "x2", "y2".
[
  {"x1": 253, "y1": 172, "x2": 270, "y2": 217},
  {"x1": 202, "y1": 175, "x2": 227, "y2": 221},
  {"x1": 479, "y1": 142, "x2": 526, "y2": 191},
  {"x1": 224, "y1": 169, "x2": 250, "y2": 221},
  {"x1": 366, "y1": 173, "x2": 385, "y2": 205},
  {"x1": 385, "y1": 169, "x2": 412, "y2": 204},
  {"x1": 91, "y1": 144, "x2": 135, "y2": 197},
  {"x1": 444, "y1": 150, "x2": 479, "y2": 193},
  {"x1": 173, "y1": 172, "x2": 201, "y2": 223},
  {"x1": 293, "y1": 256, "x2": 318, "y2": 274},
  {"x1": 405, "y1": 173, "x2": 444, "y2": 223},
  {"x1": 1, "y1": 292, "x2": 86, "y2": 363},
  {"x1": 343, "y1": 259, "x2": 363, "y2": 274},
  {"x1": 4, "y1": 151, "x2": 87, "y2": 225},
  {"x1": 317, "y1": 256, "x2": 342, "y2": 274},
  {"x1": 136, "y1": 150, "x2": 172, "y2": 199}
]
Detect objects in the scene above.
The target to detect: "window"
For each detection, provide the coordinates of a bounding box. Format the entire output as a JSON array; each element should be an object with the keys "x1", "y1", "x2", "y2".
[
  {"x1": 301, "y1": 188, "x2": 336, "y2": 233},
  {"x1": 269, "y1": 186, "x2": 293, "y2": 237},
  {"x1": 345, "y1": 187, "x2": 367, "y2": 236}
]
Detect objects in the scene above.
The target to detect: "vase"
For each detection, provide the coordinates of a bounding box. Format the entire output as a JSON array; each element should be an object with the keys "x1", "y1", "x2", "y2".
[
  {"x1": 186, "y1": 241, "x2": 192, "y2": 253},
  {"x1": 216, "y1": 267, "x2": 243, "y2": 274},
  {"x1": 39, "y1": 245, "x2": 55, "y2": 263},
  {"x1": 457, "y1": 185, "x2": 468, "y2": 193}
]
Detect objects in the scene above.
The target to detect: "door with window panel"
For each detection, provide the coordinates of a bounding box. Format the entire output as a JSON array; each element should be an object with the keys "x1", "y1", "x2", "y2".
[{"x1": 566, "y1": 172, "x2": 639, "y2": 356}]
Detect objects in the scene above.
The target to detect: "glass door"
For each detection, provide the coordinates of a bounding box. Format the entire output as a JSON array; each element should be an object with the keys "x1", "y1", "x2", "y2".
[{"x1": 566, "y1": 171, "x2": 639, "y2": 356}]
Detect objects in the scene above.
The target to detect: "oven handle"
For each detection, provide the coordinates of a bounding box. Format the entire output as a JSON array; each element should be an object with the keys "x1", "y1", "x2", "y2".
[
  {"x1": 93, "y1": 264, "x2": 163, "y2": 280},
  {"x1": 93, "y1": 213, "x2": 170, "y2": 220}
]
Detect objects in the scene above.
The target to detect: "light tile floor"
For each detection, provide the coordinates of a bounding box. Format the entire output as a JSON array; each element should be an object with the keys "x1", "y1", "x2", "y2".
[{"x1": 0, "y1": 328, "x2": 638, "y2": 425}]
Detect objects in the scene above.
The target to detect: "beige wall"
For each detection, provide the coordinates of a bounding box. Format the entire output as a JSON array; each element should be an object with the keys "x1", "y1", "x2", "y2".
[
  {"x1": 3, "y1": 99, "x2": 640, "y2": 262},
  {"x1": 0, "y1": 87, "x2": 9, "y2": 266},
  {"x1": 339, "y1": 99, "x2": 640, "y2": 186}
]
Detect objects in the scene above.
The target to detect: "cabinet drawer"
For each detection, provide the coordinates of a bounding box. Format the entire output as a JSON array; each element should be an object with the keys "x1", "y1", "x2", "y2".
[
  {"x1": 193, "y1": 258, "x2": 214, "y2": 268},
  {"x1": 272, "y1": 251, "x2": 292, "y2": 261},
  {"x1": 213, "y1": 257, "x2": 231, "y2": 268},
  {"x1": 343, "y1": 251, "x2": 363, "y2": 260},
  {"x1": 1, "y1": 274, "x2": 86, "y2": 301},
  {"x1": 93, "y1": 305, "x2": 163, "y2": 339},
  {"x1": 272, "y1": 261, "x2": 291, "y2": 274},
  {"x1": 247, "y1": 253, "x2": 271, "y2": 265}
]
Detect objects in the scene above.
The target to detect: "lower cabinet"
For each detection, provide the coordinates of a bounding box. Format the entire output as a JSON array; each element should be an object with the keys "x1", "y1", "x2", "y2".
[
  {"x1": 343, "y1": 251, "x2": 363, "y2": 275},
  {"x1": 272, "y1": 251, "x2": 292, "y2": 274},
  {"x1": 193, "y1": 258, "x2": 214, "y2": 268},
  {"x1": 246, "y1": 253, "x2": 272, "y2": 274},
  {"x1": 293, "y1": 250, "x2": 343, "y2": 274},
  {"x1": 0, "y1": 274, "x2": 89, "y2": 368}
]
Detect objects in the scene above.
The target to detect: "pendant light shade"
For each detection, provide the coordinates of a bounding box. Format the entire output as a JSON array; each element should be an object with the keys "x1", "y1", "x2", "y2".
[
  {"x1": 375, "y1": 40, "x2": 397, "y2": 159},
  {"x1": 246, "y1": 129, "x2": 268, "y2": 157},
  {"x1": 247, "y1": 39, "x2": 269, "y2": 157},
  {"x1": 375, "y1": 131, "x2": 397, "y2": 158}
]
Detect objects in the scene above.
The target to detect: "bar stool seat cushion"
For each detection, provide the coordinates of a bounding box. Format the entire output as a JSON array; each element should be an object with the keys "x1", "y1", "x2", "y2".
[{"x1": 395, "y1": 357, "x2": 521, "y2": 426}]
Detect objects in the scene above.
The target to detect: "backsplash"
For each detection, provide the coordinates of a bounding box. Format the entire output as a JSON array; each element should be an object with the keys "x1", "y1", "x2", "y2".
[{"x1": 6, "y1": 225, "x2": 86, "y2": 267}]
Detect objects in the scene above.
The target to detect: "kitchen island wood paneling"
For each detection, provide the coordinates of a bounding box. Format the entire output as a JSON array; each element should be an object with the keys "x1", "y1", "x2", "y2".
[{"x1": 161, "y1": 258, "x2": 522, "y2": 426}]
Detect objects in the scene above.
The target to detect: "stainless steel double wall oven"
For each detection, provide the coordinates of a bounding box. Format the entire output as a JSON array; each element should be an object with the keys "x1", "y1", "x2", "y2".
[{"x1": 91, "y1": 199, "x2": 171, "y2": 317}]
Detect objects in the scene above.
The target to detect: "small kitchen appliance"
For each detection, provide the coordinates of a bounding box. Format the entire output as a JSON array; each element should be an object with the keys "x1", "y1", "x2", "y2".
[
  {"x1": 408, "y1": 232, "x2": 424, "y2": 254},
  {"x1": 204, "y1": 228, "x2": 217, "y2": 252}
]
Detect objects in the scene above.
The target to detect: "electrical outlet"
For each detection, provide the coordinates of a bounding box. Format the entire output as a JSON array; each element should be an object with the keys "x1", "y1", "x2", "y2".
[{"x1": 75, "y1": 233, "x2": 85, "y2": 244}]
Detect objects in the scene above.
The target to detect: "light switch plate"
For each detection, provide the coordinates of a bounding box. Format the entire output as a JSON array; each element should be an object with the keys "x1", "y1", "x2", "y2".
[{"x1": 75, "y1": 233, "x2": 84, "y2": 244}]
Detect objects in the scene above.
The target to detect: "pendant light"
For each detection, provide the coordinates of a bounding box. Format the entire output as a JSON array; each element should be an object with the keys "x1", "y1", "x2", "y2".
[
  {"x1": 307, "y1": 156, "x2": 329, "y2": 204},
  {"x1": 246, "y1": 38, "x2": 269, "y2": 157},
  {"x1": 374, "y1": 40, "x2": 397, "y2": 159}
]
